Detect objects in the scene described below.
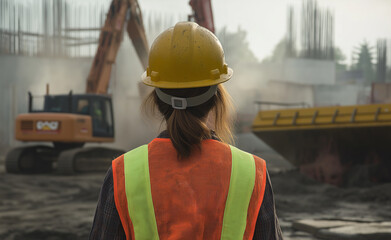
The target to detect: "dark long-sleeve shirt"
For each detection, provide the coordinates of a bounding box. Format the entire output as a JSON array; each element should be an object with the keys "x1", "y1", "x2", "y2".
[{"x1": 90, "y1": 134, "x2": 283, "y2": 239}]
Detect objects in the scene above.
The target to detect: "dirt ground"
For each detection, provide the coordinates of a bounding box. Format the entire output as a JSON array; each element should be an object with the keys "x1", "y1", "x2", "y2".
[
  {"x1": 0, "y1": 161, "x2": 102, "y2": 240},
  {"x1": 1, "y1": 147, "x2": 391, "y2": 239},
  {"x1": 271, "y1": 170, "x2": 391, "y2": 239}
]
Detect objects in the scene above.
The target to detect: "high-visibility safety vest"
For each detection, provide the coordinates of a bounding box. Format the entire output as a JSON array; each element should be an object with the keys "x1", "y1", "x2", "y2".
[{"x1": 112, "y1": 138, "x2": 267, "y2": 240}]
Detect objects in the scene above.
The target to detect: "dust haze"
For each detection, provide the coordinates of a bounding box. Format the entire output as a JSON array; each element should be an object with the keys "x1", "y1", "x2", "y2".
[{"x1": 1, "y1": 1, "x2": 391, "y2": 239}]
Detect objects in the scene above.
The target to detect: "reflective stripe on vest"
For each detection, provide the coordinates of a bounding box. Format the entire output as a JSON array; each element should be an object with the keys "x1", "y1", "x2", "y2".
[
  {"x1": 221, "y1": 145, "x2": 256, "y2": 239},
  {"x1": 124, "y1": 145, "x2": 159, "y2": 240},
  {"x1": 122, "y1": 144, "x2": 256, "y2": 240}
]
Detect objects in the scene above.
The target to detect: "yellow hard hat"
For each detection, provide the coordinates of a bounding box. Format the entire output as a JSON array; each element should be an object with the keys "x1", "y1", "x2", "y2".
[{"x1": 142, "y1": 22, "x2": 233, "y2": 89}]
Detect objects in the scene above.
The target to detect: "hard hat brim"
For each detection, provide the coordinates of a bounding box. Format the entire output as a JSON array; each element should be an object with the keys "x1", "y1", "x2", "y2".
[{"x1": 141, "y1": 68, "x2": 233, "y2": 89}]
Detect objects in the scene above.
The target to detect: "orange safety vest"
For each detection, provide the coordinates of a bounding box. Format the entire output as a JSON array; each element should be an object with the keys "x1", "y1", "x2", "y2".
[{"x1": 112, "y1": 138, "x2": 267, "y2": 240}]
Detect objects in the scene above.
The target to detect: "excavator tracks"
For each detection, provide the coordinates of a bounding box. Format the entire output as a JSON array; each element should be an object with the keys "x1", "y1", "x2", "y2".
[
  {"x1": 5, "y1": 146, "x2": 55, "y2": 174},
  {"x1": 57, "y1": 147, "x2": 124, "y2": 175},
  {"x1": 5, "y1": 145, "x2": 124, "y2": 175}
]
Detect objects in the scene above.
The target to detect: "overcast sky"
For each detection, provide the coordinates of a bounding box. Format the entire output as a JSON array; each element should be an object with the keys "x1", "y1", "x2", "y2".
[{"x1": 138, "y1": 0, "x2": 391, "y2": 65}]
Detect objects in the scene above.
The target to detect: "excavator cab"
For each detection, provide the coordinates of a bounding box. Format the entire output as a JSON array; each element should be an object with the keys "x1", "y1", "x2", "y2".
[
  {"x1": 28, "y1": 92, "x2": 114, "y2": 138},
  {"x1": 7, "y1": 93, "x2": 120, "y2": 175}
]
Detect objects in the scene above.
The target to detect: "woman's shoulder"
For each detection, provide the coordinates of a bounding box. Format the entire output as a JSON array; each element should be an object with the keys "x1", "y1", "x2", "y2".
[
  {"x1": 251, "y1": 154, "x2": 266, "y2": 166},
  {"x1": 113, "y1": 144, "x2": 149, "y2": 163},
  {"x1": 229, "y1": 145, "x2": 266, "y2": 162}
]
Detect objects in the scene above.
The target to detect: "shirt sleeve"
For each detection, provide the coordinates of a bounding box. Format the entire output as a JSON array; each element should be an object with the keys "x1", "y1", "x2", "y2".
[
  {"x1": 89, "y1": 167, "x2": 126, "y2": 240},
  {"x1": 253, "y1": 170, "x2": 284, "y2": 240}
]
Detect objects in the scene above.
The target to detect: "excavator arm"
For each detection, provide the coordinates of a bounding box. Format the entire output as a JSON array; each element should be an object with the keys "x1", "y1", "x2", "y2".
[
  {"x1": 86, "y1": 0, "x2": 149, "y2": 94},
  {"x1": 86, "y1": 0, "x2": 215, "y2": 94},
  {"x1": 126, "y1": 0, "x2": 149, "y2": 68},
  {"x1": 189, "y1": 0, "x2": 215, "y2": 33}
]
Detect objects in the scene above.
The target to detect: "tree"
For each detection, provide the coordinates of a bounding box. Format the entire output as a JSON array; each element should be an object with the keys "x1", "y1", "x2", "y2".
[
  {"x1": 216, "y1": 27, "x2": 258, "y2": 67},
  {"x1": 352, "y1": 41, "x2": 375, "y2": 83},
  {"x1": 334, "y1": 47, "x2": 347, "y2": 71},
  {"x1": 261, "y1": 39, "x2": 287, "y2": 63}
]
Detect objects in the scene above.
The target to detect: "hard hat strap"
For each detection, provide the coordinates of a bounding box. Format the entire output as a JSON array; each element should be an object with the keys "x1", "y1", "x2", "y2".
[{"x1": 155, "y1": 85, "x2": 218, "y2": 110}]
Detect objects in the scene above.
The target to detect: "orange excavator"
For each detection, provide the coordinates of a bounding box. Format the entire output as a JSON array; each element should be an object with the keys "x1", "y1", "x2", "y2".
[{"x1": 5, "y1": 0, "x2": 215, "y2": 174}]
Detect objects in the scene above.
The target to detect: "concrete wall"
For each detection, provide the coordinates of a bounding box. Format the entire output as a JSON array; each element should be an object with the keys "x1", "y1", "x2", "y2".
[
  {"x1": 258, "y1": 81, "x2": 369, "y2": 109},
  {"x1": 313, "y1": 84, "x2": 370, "y2": 106},
  {"x1": 260, "y1": 81, "x2": 315, "y2": 109},
  {"x1": 261, "y1": 58, "x2": 336, "y2": 85}
]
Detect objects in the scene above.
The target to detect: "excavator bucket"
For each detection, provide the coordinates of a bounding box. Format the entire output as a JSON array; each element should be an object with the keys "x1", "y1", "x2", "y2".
[{"x1": 252, "y1": 103, "x2": 391, "y2": 186}]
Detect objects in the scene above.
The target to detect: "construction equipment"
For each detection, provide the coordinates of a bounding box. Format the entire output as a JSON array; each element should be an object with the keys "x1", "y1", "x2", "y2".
[
  {"x1": 188, "y1": 0, "x2": 215, "y2": 33},
  {"x1": 6, "y1": 0, "x2": 216, "y2": 174},
  {"x1": 253, "y1": 101, "x2": 391, "y2": 186},
  {"x1": 6, "y1": 0, "x2": 149, "y2": 174}
]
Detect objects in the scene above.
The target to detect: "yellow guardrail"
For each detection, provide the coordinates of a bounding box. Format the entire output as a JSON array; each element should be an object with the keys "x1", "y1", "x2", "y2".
[{"x1": 252, "y1": 103, "x2": 391, "y2": 131}]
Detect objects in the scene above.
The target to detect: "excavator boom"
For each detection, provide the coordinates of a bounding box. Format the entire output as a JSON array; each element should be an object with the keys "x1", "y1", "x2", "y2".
[
  {"x1": 87, "y1": 0, "x2": 215, "y2": 95},
  {"x1": 189, "y1": 0, "x2": 215, "y2": 33},
  {"x1": 126, "y1": 0, "x2": 149, "y2": 69},
  {"x1": 86, "y1": 0, "x2": 149, "y2": 94}
]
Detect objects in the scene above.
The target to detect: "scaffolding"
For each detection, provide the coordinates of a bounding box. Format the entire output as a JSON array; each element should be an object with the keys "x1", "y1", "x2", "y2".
[{"x1": 0, "y1": 0, "x2": 109, "y2": 58}]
